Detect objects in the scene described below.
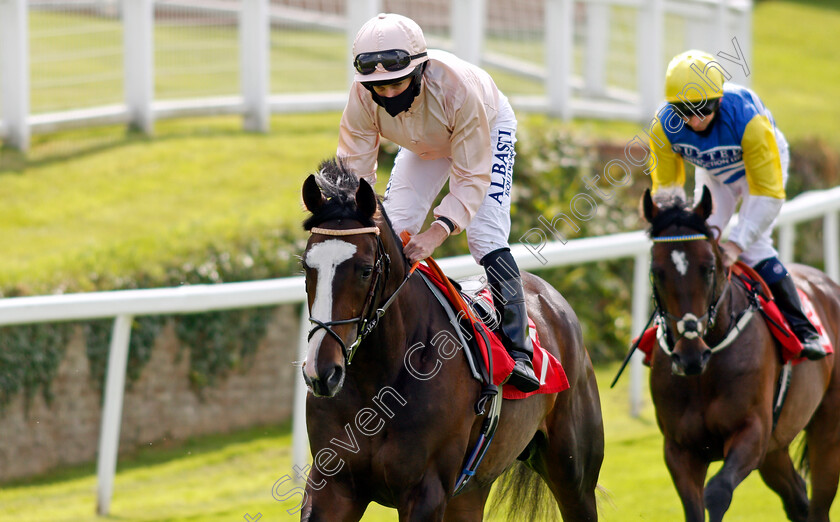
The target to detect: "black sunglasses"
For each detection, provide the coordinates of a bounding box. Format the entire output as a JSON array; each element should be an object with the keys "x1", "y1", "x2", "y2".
[
  {"x1": 354, "y1": 49, "x2": 427, "y2": 75},
  {"x1": 671, "y1": 98, "x2": 720, "y2": 118}
]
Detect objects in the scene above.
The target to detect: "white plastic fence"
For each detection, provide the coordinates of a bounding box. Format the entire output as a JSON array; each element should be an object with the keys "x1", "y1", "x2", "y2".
[
  {"x1": 1, "y1": 0, "x2": 752, "y2": 150},
  {"x1": 0, "y1": 185, "x2": 837, "y2": 515}
]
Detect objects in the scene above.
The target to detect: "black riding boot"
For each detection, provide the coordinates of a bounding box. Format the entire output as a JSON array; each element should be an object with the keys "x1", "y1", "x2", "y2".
[
  {"x1": 482, "y1": 248, "x2": 540, "y2": 393},
  {"x1": 768, "y1": 274, "x2": 826, "y2": 360}
]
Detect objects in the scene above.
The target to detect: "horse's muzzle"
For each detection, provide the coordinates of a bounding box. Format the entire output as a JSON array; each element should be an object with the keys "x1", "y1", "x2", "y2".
[
  {"x1": 303, "y1": 362, "x2": 345, "y2": 398},
  {"x1": 670, "y1": 340, "x2": 712, "y2": 376}
]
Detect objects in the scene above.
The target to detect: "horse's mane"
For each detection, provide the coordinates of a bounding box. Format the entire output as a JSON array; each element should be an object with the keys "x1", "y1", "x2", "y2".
[
  {"x1": 648, "y1": 193, "x2": 713, "y2": 239},
  {"x1": 303, "y1": 158, "x2": 376, "y2": 230}
]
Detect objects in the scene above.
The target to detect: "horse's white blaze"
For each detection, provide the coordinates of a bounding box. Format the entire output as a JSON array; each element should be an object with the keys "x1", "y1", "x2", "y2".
[
  {"x1": 304, "y1": 239, "x2": 357, "y2": 379},
  {"x1": 671, "y1": 250, "x2": 689, "y2": 276}
]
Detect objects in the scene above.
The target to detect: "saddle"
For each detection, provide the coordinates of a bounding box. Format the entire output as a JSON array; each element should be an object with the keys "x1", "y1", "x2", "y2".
[
  {"x1": 412, "y1": 254, "x2": 570, "y2": 495},
  {"x1": 415, "y1": 260, "x2": 569, "y2": 400},
  {"x1": 634, "y1": 261, "x2": 833, "y2": 365}
]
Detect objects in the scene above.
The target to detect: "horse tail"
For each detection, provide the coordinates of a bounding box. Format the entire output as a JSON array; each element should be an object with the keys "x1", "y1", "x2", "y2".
[
  {"x1": 489, "y1": 461, "x2": 559, "y2": 521},
  {"x1": 795, "y1": 437, "x2": 811, "y2": 479}
]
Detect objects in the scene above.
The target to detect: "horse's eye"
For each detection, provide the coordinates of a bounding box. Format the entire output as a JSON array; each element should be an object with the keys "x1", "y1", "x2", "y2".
[{"x1": 361, "y1": 266, "x2": 373, "y2": 279}]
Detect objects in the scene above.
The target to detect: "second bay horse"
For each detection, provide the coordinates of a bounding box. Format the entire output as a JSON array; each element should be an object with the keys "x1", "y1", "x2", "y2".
[{"x1": 643, "y1": 187, "x2": 840, "y2": 522}]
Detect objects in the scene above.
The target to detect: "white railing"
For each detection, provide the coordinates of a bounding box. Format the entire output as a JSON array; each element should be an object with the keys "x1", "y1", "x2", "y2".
[
  {"x1": 0, "y1": 0, "x2": 752, "y2": 150},
  {"x1": 0, "y1": 185, "x2": 837, "y2": 515}
]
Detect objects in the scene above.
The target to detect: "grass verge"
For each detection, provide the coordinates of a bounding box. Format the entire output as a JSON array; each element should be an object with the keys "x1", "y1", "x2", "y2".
[{"x1": 0, "y1": 362, "x2": 834, "y2": 521}]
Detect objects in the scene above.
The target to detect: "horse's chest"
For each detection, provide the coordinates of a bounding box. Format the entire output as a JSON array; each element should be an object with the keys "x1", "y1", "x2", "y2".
[{"x1": 656, "y1": 391, "x2": 734, "y2": 457}]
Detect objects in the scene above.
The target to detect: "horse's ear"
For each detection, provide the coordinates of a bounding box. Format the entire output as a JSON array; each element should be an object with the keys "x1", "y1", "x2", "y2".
[
  {"x1": 694, "y1": 185, "x2": 713, "y2": 220},
  {"x1": 642, "y1": 188, "x2": 658, "y2": 223},
  {"x1": 302, "y1": 174, "x2": 325, "y2": 213},
  {"x1": 355, "y1": 178, "x2": 377, "y2": 219}
]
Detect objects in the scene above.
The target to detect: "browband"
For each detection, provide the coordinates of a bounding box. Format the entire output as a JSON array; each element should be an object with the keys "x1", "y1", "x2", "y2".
[{"x1": 310, "y1": 226, "x2": 380, "y2": 236}]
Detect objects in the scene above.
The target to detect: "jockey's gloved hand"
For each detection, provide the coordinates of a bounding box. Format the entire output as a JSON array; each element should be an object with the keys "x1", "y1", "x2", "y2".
[
  {"x1": 403, "y1": 224, "x2": 448, "y2": 264},
  {"x1": 721, "y1": 241, "x2": 743, "y2": 268}
]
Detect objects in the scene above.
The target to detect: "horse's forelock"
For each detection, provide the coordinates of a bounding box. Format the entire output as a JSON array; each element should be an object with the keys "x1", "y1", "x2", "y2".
[
  {"x1": 314, "y1": 158, "x2": 359, "y2": 200},
  {"x1": 648, "y1": 198, "x2": 713, "y2": 239},
  {"x1": 652, "y1": 190, "x2": 687, "y2": 211},
  {"x1": 302, "y1": 158, "x2": 406, "y2": 260},
  {"x1": 303, "y1": 158, "x2": 377, "y2": 231}
]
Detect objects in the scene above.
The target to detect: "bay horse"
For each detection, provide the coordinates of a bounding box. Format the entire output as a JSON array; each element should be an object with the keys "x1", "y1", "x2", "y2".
[
  {"x1": 298, "y1": 159, "x2": 604, "y2": 521},
  {"x1": 642, "y1": 186, "x2": 840, "y2": 522}
]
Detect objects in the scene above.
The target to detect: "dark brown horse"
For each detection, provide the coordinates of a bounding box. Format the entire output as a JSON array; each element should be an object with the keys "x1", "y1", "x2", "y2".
[
  {"x1": 643, "y1": 187, "x2": 840, "y2": 522},
  {"x1": 297, "y1": 159, "x2": 603, "y2": 521}
]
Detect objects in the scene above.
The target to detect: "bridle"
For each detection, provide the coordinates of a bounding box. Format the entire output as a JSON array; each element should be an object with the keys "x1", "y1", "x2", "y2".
[
  {"x1": 651, "y1": 233, "x2": 755, "y2": 356},
  {"x1": 306, "y1": 225, "x2": 413, "y2": 364}
]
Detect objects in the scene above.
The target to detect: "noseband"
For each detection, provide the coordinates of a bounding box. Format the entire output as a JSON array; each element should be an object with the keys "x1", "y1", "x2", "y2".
[{"x1": 307, "y1": 225, "x2": 413, "y2": 364}]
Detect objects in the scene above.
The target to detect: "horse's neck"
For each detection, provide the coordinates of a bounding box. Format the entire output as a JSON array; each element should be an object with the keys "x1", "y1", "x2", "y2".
[
  {"x1": 706, "y1": 279, "x2": 749, "y2": 343},
  {"x1": 346, "y1": 276, "x2": 450, "y2": 390}
]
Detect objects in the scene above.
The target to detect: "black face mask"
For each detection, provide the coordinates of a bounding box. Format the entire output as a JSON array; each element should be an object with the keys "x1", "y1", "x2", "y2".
[
  {"x1": 365, "y1": 64, "x2": 425, "y2": 117},
  {"x1": 373, "y1": 84, "x2": 418, "y2": 117}
]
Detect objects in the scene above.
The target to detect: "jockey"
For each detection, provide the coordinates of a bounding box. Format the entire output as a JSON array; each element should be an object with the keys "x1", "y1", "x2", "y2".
[
  {"x1": 337, "y1": 13, "x2": 541, "y2": 391},
  {"x1": 647, "y1": 50, "x2": 825, "y2": 360}
]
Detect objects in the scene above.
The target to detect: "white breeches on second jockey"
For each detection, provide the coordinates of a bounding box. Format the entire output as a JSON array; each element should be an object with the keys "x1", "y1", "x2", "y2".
[
  {"x1": 693, "y1": 142, "x2": 790, "y2": 267},
  {"x1": 383, "y1": 96, "x2": 517, "y2": 264}
]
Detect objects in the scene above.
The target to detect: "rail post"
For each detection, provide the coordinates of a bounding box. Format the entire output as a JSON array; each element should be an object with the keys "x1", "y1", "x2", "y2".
[
  {"x1": 241, "y1": 0, "x2": 270, "y2": 132},
  {"x1": 292, "y1": 304, "x2": 311, "y2": 479},
  {"x1": 451, "y1": 0, "x2": 486, "y2": 66},
  {"x1": 637, "y1": 0, "x2": 664, "y2": 120},
  {"x1": 123, "y1": 0, "x2": 154, "y2": 134},
  {"x1": 545, "y1": 0, "x2": 573, "y2": 120},
  {"x1": 630, "y1": 250, "x2": 651, "y2": 417},
  {"x1": 0, "y1": 0, "x2": 30, "y2": 150},
  {"x1": 825, "y1": 211, "x2": 839, "y2": 283},
  {"x1": 345, "y1": 0, "x2": 381, "y2": 86},
  {"x1": 96, "y1": 314, "x2": 134, "y2": 515}
]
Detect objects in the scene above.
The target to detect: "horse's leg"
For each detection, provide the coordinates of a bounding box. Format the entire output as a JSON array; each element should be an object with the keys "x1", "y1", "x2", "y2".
[
  {"x1": 538, "y1": 430, "x2": 602, "y2": 520},
  {"x1": 704, "y1": 419, "x2": 767, "y2": 522},
  {"x1": 757, "y1": 447, "x2": 809, "y2": 522},
  {"x1": 533, "y1": 379, "x2": 603, "y2": 521},
  {"x1": 804, "y1": 396, "x2": 840, "y2": 522},
  {"x1": 664, "y1": 439, "x2": 708, "y2": 522},
  {"x1": 299, "y1": 483, "x2": 367, "y2": 522},
  {"x1": 441, "y1": 485, "x2": 492, "y2": 522},
  {"x1": 397, "y1": 477, "x2": 448, "y2": 522}
]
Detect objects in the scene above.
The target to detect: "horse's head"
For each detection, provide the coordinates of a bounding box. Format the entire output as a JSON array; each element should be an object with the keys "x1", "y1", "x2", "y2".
[
  {"x1": 643, "y1": 186, "x2": 727, "y2": 376},
  {"x1": 300, "y1": 159, "x2": 400, "y2": 397}
]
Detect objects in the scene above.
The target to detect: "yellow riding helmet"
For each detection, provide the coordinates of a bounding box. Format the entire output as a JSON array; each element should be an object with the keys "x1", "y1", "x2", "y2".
[{"x1": 665, "y1": 50, "x2": 725, "y2": 103}]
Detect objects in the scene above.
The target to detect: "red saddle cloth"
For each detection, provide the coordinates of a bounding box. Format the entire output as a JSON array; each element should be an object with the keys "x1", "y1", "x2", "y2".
[
  {"x1": 635, "y1": 262, "x2": 833, "y2": 365},
  {"x1": 416, "y1": 263, "x2": 569, "y2": 400}
]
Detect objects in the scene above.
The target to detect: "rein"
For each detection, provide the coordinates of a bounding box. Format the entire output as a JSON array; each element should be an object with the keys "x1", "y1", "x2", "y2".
[
  {"x1": 307, "y1": 225, "x2": 414, "y2": 364},
  {"x1": 651, "y1": 233, "x2": 757, "y2": 356}
]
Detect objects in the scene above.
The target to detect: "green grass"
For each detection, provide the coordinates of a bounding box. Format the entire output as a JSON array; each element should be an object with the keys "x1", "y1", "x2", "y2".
[
  {"x1": 28, "y1": 11, "x2": 348, "y2": 113},
  {"x1": 0, "y1": 0, "x2": 840, "y2": 291},
  {"x1": 0, "y1": 362, "x2": 836, "y2": 521},
  {"x1": 0, "y1": 113, "x2": 346, "y2": 290},
  {"x1": 0, "y1": 3, "x2": 838, "y2": 516},
  {"x1": 24, "y1": 2, "x2": 840, "y2": 147},
  {"x1": 752, "y1": 0, "x2": 840, "y2": 148}
]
